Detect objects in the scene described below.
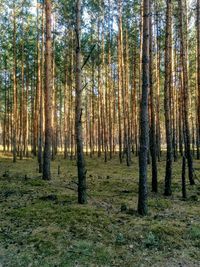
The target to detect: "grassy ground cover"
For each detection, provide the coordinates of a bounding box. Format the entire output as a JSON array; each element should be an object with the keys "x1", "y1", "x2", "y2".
[{"x1": 0, "y1": 152, "x2": 199, "y2": 266}]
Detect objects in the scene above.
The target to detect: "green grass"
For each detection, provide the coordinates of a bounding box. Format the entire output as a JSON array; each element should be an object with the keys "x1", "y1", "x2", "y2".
[{"x1": 0, "y1": 152, "x2": 199, "y2": 266}]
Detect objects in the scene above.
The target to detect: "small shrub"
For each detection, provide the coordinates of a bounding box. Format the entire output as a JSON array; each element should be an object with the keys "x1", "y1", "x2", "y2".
[
  {"x1": 188, "y1": 225, "x2": 200, "y2": 248},
  {"x1": 143, "y1": 232, "x2": 160, "y2": 249},
  {"x1": 189, "y1": 225, "x2": 200, "y2": 239},
  {"x1": 115, "y1": 233, "x2": 126, "y2": 245}
]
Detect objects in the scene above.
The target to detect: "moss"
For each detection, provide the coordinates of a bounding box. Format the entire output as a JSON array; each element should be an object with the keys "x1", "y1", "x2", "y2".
[
  {"x1": 27, "y1": 178, "x2": 46, "y2": 187},
  {"x1": 148, "y1": 222, "x2": 187, "y2": 250},
  {"x1": 0, "y1": 153, "x2": 199, "y2": 266},
  {"x1": 149, "y1": 198, "x2": 172, "y2": 210},
  {"x1": 189, "y1": 225, "x2": 200, "y2": 239},
  {"x1": 187, "y1": 225, "x2": 200, "y2": 248}
]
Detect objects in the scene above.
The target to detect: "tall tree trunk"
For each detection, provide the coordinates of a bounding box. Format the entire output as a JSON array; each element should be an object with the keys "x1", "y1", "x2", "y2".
[
  {"x1": 24, "y1": 61, "x2": 29, "y2": 157},
  {"x1": 155, "y1": 6, "x2": 161, "y2": 161},
  {"x1": 97, "y1": 18, "x2": 102, "y2": 158},
  {"x1": 52, "y1": 29, "x2": 57, "y2": 161},
  {"x1": 75, "y1": 0, "x2": 87, "y2": 204},
  {"x1": 138, "y1": 0, "x2": 149, "y2": 216},
  {"x1": 43, "y1": 0, "x2": 52, "y2": 180},
  {"x1": 164, "y1": 0, "x2": 173, "y2": 196},
  {"x1": 38, "y1": 7, "x2": 44, "y2": 172},
  {"x1": 33, "y1": 4, "x2": 40, "y2": 157},
  {"x1": 172, "y1": 48, "x2": 178, "y2": 162},
  {"x1": 182, "y1": 155, "x2": 187, "y2": 199},
  {"x1": 149, "y1": 1, "x2": 158, "y2": 192},
  {"x1": 197, "y1": 0, "x2": 200, "y2": 159},
  {"x1": 118, "y1": 0, "x2": 123, "y2": 163},
  {"x1": 179, "y1": 0, "x2": 195, "y2": 185},
  {"x1": 108, "y1": 3, "x2": 113, "y2": 159},
  {"x1": 12, "y1": 3, "x2": 17, "y2": 163},
  {"x1": 6, "y1": 73, "x2": 10, "y2": 152},
  {"x1": 19, "y1": 34, "x2": 24, "y2": 160},
  {"x1": 3, "y1": 59, "x2": 7, "y2": 152},
  {"x1": 124, "y1": 29, "x2": 131, "y2": 166},
  {"x1": 64, "y1": 50, "x2": 68, "y2": 159}
]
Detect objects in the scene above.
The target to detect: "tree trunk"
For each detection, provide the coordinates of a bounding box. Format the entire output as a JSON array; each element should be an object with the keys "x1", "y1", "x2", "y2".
[
  {"x1": 179, "y1": 0, "x2": 195, "y2": 185},
  {"x1": 38, "y1": 7, "x2": 44, "y2": 173},
  {"x1": 118, "y1": 0, "x2": 123, "y2": 164},
  {"x1": 149, "y1": 0, "x2": 158, "y2": 192},
  {"x1": 197, "y1": 0, "x2": 200, "y2": 159},
  {"x1": 155, "y1": 4, "x2": 161, "y2": 161},
  {"x1": 138, "y1": 0, "x2": 149, "y2": 216},
  {"x1": 164, "y1": 0, "x2": 173, "y2": 196},
  {"x1": 75, "y1": 0, "x2": 87, "y2": 204},
  {"x1": 182, "y1": 155, "x2": 187, "y2": 199},
  {"x1": 43, "y1": 0, "x2": 52, "y2": 180},
  {"x1": 12, "y1": 3, "x2": 17, "y2": 163}
]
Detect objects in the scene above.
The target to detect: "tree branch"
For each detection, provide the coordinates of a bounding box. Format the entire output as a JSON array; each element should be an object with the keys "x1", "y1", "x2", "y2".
[{"x1": 81, "y1": 44, "x2": 96, "y2": 70}]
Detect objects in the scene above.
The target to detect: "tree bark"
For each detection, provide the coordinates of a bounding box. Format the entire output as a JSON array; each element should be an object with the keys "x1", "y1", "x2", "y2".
[
  {"x1": 38, "y1": 6, "x2": 44, "y2": 173},
  {"x1": 179, "y1": 0, "x2": 195, "y2": 185},
  {"x1": 138, "y1": 0, "x2": 149, "y2": 216},
  {"x1": 43, "y1": 0, "x2": 52, "y2": 180},
  {"x1": 197, "y1": 0, "x2": 200, "y2": 159},
  {"x1": 149, "y1": 0, "x2": 158, "y2": 192},
  {"x1": 12, "y1": 3, "x2": 17, "y2": 163},
  {"x1": 117, "y1": 0, "x2": 123, "y2": 164},
  {"x1": 75, "y1": 0, "x2": 87, "y2": 204},
  {"x1": 164, "y1": 0, "x2": 173, "y2": 196}
]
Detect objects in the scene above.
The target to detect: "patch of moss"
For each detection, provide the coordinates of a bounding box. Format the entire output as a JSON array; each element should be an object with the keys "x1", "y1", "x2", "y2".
[
  {"x1": 27, "y1": 178, "x2": 46, "y2": 187},
  {"x1": 188, "y1": 225, "x2": 200, "y2": 248},
  {"x1": 0, "y1": 152, "x2": 199, "y2": 266},
  {"x1": 149, "y1": 197, "x2": 172, "y2": 210}
]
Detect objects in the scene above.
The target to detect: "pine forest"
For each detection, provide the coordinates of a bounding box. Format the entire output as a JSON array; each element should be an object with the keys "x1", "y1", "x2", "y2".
[{"x1": 0, "y1": 0, "x2": 200, "y2": 266}]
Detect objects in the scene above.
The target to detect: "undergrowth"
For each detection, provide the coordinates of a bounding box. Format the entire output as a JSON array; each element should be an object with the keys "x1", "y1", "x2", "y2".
[{"x1": 0, "y1": 152, "x2": 199, "y2": 266}]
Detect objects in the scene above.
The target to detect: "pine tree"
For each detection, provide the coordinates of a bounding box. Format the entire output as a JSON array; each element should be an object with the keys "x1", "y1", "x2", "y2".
[
  {"x1": 43, "y1": 0, "x2": 53, "y2": 180},
  {"x1": 138, "y1": 0, "x2": 149, "y2": 216}
]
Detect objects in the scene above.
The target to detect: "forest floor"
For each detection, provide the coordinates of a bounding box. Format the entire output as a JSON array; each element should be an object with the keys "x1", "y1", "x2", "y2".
[{"x1": 0, "y1": 152, "x2": 200, "y2": 267}]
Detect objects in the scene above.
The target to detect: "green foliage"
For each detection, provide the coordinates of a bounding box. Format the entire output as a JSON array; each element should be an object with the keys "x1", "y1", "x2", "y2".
[
  {"x1": 115, "y1": 233, "x2": 126, "y2": 245},
  {"x1": 143, "y1": 231, "x2": 160, "y2": 249},
  {"x1": 189, "y1": 225, "x2": 200, "y2": 240},
  {"x1": 188, "y1": 225, "x2": 200, "y2": 248},
  {"x1": 149, "y1": 198, "x2": 172, "y2": 210}
]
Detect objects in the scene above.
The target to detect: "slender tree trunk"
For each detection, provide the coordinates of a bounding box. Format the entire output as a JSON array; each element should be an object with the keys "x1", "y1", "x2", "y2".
[
  {"x1": 124, "y1": 29, "x2": 131, "y2": 166},
  {"x1": 33, "y1": 5, "x2": 40, "y2": 157},
  {"x1": 172, "y1": 48, "x2": 178, "y2": 162},
  {"x1": 97, "y1": 18, "x2": 102, "y2": 158},
  {"x1": 64, "y1": 51, "x2": 68, "y2": 159},
  {"x1": 118, "y1": 0, "x2": 123, "y2": 163},
  {"x1": 3, "y1": 59, "x2": 7, "y2": 152},
  {"x1": 75, "y1": 0, "x2": 87, "y2": 204},
  {"x1": 182, "y1": 155, "x2": 187, "y2": 199},
  {"x1": 132, "y1": 45, "x2": 138, "y2": 156},
  {"x1": 24, "y1": 62, "x2": 29, "y2": 157},
  {"x1": 155, "y1": 5, "x2": 161, "y2": 161},
  {"x1": 197, "y1": 0, "x2": 200, "y2": 159},
  {"x1": 43, "y1": 0, "x2": 52, "y2": 180},
  {"x1": 138, "y1": 0, "x2": 149, "y2": 216},
  {"x1": 108, "y1": 5, "x2": 113, "y2": 159},
  {"x1": 179, "y1": 0, "x2": 195, "y2": 185},
  {"x1": 6, "y1": 74, "x2": 10, "y2": 152},
  {"x1": 149, "y1": 1, "x2": 158, "y2": 192},
  {"x1": 12, "y1": 3, "x2": 17, "y2": 163},
  {"x1": 164, "y1": 0, "x2": 173, "y2": 196},
  {"x1": 52, "y1": 28, "x2": 57, "y2": 161},
  {"x1": 19, "y1": 35, "x2": 24, "y2": 160},
  {"x1": 38, "y1": 7, "x2": 44, "y2": 172}
]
